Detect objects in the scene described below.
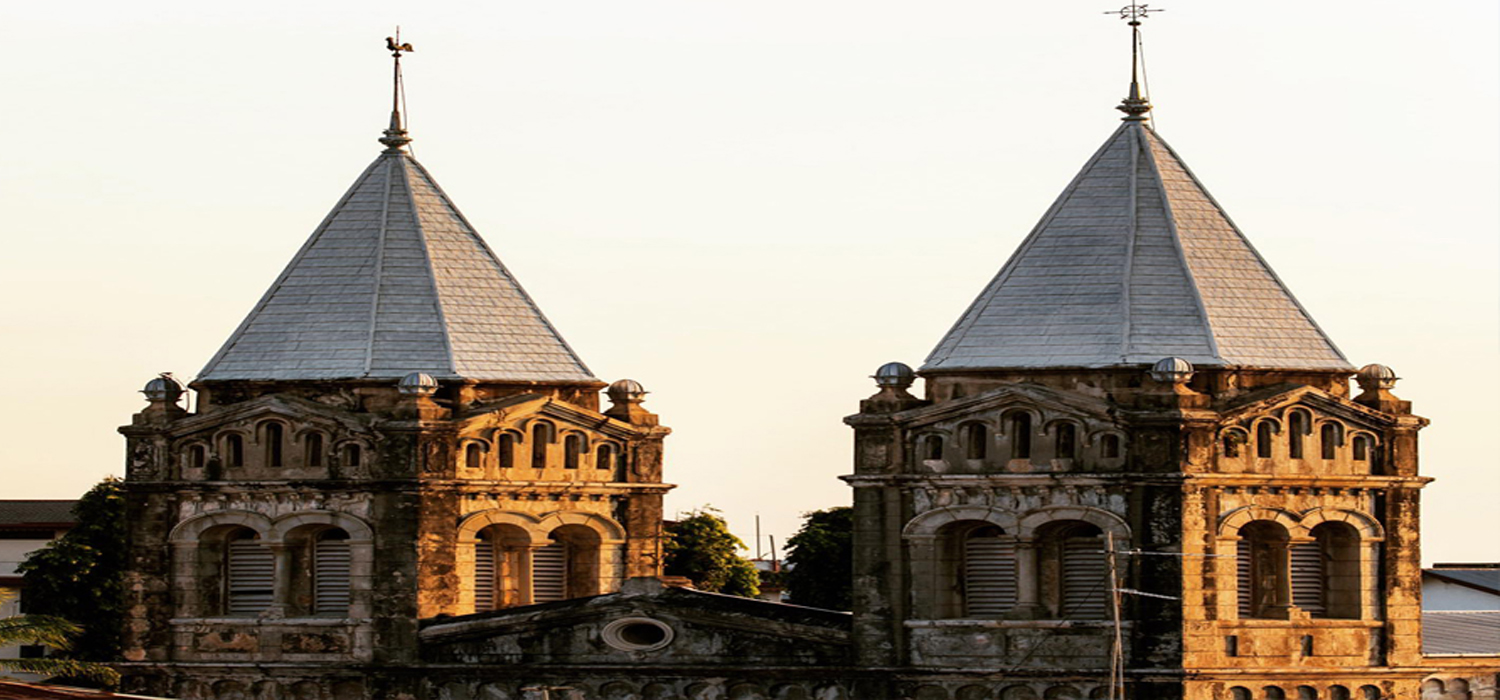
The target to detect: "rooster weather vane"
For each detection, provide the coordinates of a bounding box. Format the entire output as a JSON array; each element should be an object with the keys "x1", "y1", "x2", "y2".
[{"x1": 380, "y1": 29, "x2": 414, "y2": 153}]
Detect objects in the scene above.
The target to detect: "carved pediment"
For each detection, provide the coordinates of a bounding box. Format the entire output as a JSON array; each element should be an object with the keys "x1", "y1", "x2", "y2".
[
  {"x1": 419, "y1": 579, "x2": 850, "y2": 666},
  {"x1": 895, "y1": 382, "x2": 1114, "y2": 429}
]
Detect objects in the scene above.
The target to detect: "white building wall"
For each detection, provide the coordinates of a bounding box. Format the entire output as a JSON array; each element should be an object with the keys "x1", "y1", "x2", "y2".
[{"x1": 1424, "y1": 577, "x2": 1500, "y2": 611}]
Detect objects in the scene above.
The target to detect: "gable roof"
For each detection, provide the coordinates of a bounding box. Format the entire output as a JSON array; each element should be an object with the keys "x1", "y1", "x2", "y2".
[
  {"x1": 198, "y1": 151, "x2": 596, "y2": 384},
  {"x1": 1426, "y1": 567, "x2": 1500, "y2": 597},
  {"x1": 924, "y1": 121, "x2": 1351, "y2": 373}
]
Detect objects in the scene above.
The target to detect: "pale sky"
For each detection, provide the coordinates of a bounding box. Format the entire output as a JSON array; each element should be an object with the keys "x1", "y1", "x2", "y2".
[{"x1": 3, "y1": 1, "x2": 1496, "y2": 564}]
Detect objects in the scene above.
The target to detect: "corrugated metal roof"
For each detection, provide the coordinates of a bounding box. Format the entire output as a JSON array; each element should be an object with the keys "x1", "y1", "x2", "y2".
[
  {"x1": 1423, "y1": 610, "x2": 1500, "y2": 655},
  {"x1": 198, "y1": 152, "x2": 596, "y2": 384},
  {"x1": 0, "y1": 500, "x2": 76, "y2": 527},
  {"x1": 1426, "y1": 568, "x2": 1500, "y2": 596},
  {"x1": 924, "y1": 122, "x2": 1351, "y2": 372}
]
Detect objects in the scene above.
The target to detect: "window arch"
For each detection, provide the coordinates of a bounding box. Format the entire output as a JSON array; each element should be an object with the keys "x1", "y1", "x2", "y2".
[
  {"x1": 475, "y1": 524, "x2": 531, "y2": 610},
  {"x1": 261, "y1": 422, "x2": 285, "y2": 467},
  {"x1": 963, "y1": 423, "x2": 988, "y2": 461},
  {"x1": 1293, "y1": 521, "x2": 1362, "y2": 619},
  {"x1": 342, "y1": 443, "x2": 362, "y2": 469},
  {"x1": 549, "y1": 524, "x2": 602, "y2": 600},
  {"x1": 921, "y1": 435, "x2": 944, "y2": 462},
  {"x1": 1237, "y1": 521, "x2": 1291, "y2": 619},
  {"x1": 1320, "y1": 423, "x2": 1344, "y2": 460},
  {"x1": 1231, "y1": 689, "x2": 1253, "y2": 700},
  {"x1": 1100, "y1": 434, "x2": 1121, "y2": 460},
  {"x1": 531, "y1": 422, "x2": 554, "y2": 469},
  {"x1": 1222, "y1": 429, "x2": 1246, "y2": 459},
  {"x1": 943, "y1": 523, "x2": 1016, "y2": 618},
  {"x1": 564, "y1": 434, "x2": 583, "y2": 470},
  {"x1": 1037, "y1": 520, "x2": 1107, "y2": 619},
  {"x1": 222, "y1": 434, "x2": 245, "y2": 468},
  {"x1": 304, "y1": 432, "x2": 324, "y2": 468},
  {"x1": 1287, "y1": 411, "x2": 1309, "y2": 459},
  {"x1": 464, "y1": 442, "x2": 485, "y2": 470},
  {"x1": 1054, "y1": 423, "x2": 1077, "y2": 460},
  {"x1": 226, "y1": 528, "x2": 273, "y2": 615},
  {"x1": 1009, "y1": 413, "x2": 1032, "y2": 460},
  {"x1": 1329, "y1": 687, "x2": 1350, "y2": 700},
  {"x1": 497, "y1": 433, "x2": 516, "y2": 470},
  {"x1": 188, "y1": 444, "x2": 208, "y2": 470},
  {"x1": 311, "y1": 529, "x2": 351, "y2": 615},
  {"x1": 1256, "y1": 422, "x2": 1277, "y2": 459},
  {"x1": 595, "y1": 443, "x2": 617, "y2": 473}
]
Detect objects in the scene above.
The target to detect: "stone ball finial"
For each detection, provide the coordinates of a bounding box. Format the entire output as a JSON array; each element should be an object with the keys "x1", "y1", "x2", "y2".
[
  {"x1": 142, "y1": 372, "x2": 185, "y2": 403},
  {"x1": 608, "y1": 379, "x2": 647, "y2": 404},
  {"x1": 397, "y1": 371, "x2": 439, "y2": 397},
  {"x1": 1356, "y1": 363, "x2": 1398, "y2": 391},
  {"x1": 1149, "y1": 357, "x2": 1195, "y2": 384},
  {"x1": 873, "y1": 362, "x2": 916, "y2": 390}
]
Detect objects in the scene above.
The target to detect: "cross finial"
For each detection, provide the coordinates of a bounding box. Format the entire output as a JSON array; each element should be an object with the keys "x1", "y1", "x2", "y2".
[
  {"x1": 380, "y1": 28, "x2": 415, "y2": 153},
  {"x1": 1103, "y1": 4, "x2": 1163, "y2": 121}
]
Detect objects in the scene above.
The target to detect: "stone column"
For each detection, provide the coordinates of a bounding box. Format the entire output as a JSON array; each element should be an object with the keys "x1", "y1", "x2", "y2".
[
  {"x1": 1013, "y1": 540, "x2": 1046, "y2": 618},
  {"x1": 269, "y1": 543, "x2": 293, "y2": 616}
]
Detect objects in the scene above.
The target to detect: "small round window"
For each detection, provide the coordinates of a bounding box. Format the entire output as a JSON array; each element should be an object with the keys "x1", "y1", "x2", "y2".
[{"x1": 601, "y1": 617, "x2": 675, "y2": 652}]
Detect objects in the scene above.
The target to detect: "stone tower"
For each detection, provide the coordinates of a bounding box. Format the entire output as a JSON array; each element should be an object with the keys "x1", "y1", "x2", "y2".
[
  {"x1": 118, "y1": 88, "x2": 671, "y2": 699},
  {"x1": 844, "y1": 90, "x2": 1441, "y2": 698}
]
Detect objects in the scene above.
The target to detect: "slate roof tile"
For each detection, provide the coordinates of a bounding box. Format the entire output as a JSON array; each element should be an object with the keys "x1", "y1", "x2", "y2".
[
  {"x1": 198, "y1": 152, "x2": 596, "y2": 383},
  {"x1": 924, "y1": 122, "x2": 1351, "y2": 372}
]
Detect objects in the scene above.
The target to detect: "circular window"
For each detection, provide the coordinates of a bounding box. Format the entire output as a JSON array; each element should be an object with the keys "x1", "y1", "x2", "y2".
[{"x1": 601, "y1": 616, "x2": 675, "y2": 652}]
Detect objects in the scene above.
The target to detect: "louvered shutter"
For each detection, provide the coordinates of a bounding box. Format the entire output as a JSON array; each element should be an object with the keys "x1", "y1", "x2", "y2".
[
  {"x1": 1060, "y1": 536, "x2": 1108, "y2": 619},
  {"x1": 313, "y1": 538, "x2": 351, "y2": 615},
  {"x1": 474, "y1": 542, "x2": 496, "y2": 611},
  {"x1": 1237, "y1": 540, "x2": 1253, "y2": 617},
  {"x1": 227, "y1": 540, "x2": 274, "y2": 614},
  {"x1": 532, "y1": 544, "x2": 568, "y2": 603},
  {"x1": 963, "y1": 538, "x2": 1016, "y2": 616},
  {"x1": 1290, "y1": 542, "x2": 1325, "y2": 617}
]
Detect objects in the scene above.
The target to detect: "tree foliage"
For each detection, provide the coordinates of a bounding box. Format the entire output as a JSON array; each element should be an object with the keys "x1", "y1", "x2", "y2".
[
  {"x1": 784, "y1": 507, "x2": 853, "y2": 611},
  {"x1": 0, "y1": 591, "x2": 119, "y2": 686},
  {"x1": 663, "y1": 508, "x2": 759, "y2": 597},
  {"x1": 18, "y1": 478, "x2": 126, "y2": 665}
]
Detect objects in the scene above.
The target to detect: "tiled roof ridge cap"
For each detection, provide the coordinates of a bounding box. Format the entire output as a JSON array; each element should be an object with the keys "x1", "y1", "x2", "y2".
[
  {"x1": 1141, "y1": 128, "x2": 1351, "y2": 368},
  {"x1": 401, "y1": 157, "x2": 597, "y2": 380},
  {"x1": 1136, "y1": 125, "x2": 1222, "y2": 363}
]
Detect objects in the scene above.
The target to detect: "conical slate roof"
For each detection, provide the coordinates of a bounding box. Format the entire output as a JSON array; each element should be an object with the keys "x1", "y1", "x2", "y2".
[
  {"x1": 198, "y1": 151, "x2": 596, "y2": 383},
  {"x1": 923, "y1": 121, "x2": 1351, "y2": 372}
]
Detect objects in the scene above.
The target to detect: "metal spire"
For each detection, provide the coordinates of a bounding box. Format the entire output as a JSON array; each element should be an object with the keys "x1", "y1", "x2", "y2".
[
  {"x1": 1105, "y1": 4, "x2": 1162, "y2": 122},
  {"x1": 380, "y1": 29, "x2": 415, "y2": 153}
]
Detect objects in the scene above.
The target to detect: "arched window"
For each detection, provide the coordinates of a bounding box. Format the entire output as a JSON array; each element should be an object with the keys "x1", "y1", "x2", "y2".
[
  {"x1": 1230, "y1": 689, "x2": 1252, "y2": 700},
  {"x1": 1100, "y1": 434, "x2": 1121, "y2": 459},
  {"x1": 474, "y1": 525, "x2": 530, "y2": 610},
  {"x1": 1222, "y1": 432, "x2": 1241, "y2": 459},
  {"x1": 960, "y1": 525, "x2": 1015, "y2": 617},
  {"x1": 1359, "y1": 686, "x2": 1381, "y2": 700},
  {"x1": 465, "y1": 442, "x2": 484, "y2": 470},
  {"x1": 964, "y1": 424, "x2": 988, "y2": 460},
  {"x1": 1352, "y1": 436, "x2": 1371, "y2": 462},
  {"x1": 1010, "y1": 414, "x2": 1032, "y2": 460},
  {"x1": 188, "y1": 444, "x2": 207, "y2": 470},
  {"x1": 1037, "y1": 521, "x2": 1107, "y2": 619},
  {"x1": 531, "y1": 423, "x2": 554, "y2": 469},
  {"x1": 1265, "y1": 688, "x2": 1286, "y2": 700},
  {"x1": 226, "y1": 528, "x2": 273, "y2": 615},
  {"x1": 497, "y1": 433, "x2": 515, "y2": 470},
  {"x1": 1321, "y1": 423, "x2": 1343, "y2": 460},
  {"x1": 1296, "y1": 521, "x2": 1362, "y2": 619},
  {"x1": 312, "y1": 529, "x2": 351, "y2": 616},
  {"x1": 595, "y1": 443, "x2": 614, "y2": 471},
  {"x1": 263, "y1": 423, "x2": 285, "y2": 467},
  {"x1": 1237, "y1": 521, "x2": 1290, "y2": 619},
  {"x1": 304, "y1": 433, "x2": 324, "y2": 467},
  {"x1": 342, "y1": 443, "x2": 362, "y2": 468},
  {"x1": 549, "y1": 525, "x2": 602, "y2": 600},
  {"x1": 1256, "y1": 422, "x2": 1275, "y2": 459},
  {"x1": 1297, "y1": 686, "x2": 1318, "y2": 700},
  {"x1": 223, "y1": 434, "x2": 244, "y2": 468},
  {"x1": 922, "y1": 435, "x2": 943, "y2": 462},
  {"x1": 564, "y1": 434, "x2": 582, "y2": 470},
  {"x1": 1055, "y1": 423, "x2": 1077, "y2": 460},
  {"x1": 1329, "y1": 687, "x2": 1350, "y2": 700},
  {"x1": 1287, "y1": 412, "x2": 1307, "y2": 459}
]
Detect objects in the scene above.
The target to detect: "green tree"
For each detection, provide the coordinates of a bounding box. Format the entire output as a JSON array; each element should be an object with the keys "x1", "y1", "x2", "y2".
[
  {"x1": 18, "y1": 478, "x2": 126, "y2": 664},
  {"x1": 784, "y1": 507, "x2": 853, "y2": 611},
  {"x1": 0, "y1": 591, "x2": 119, "y2": 685},
  {"x1": 663, "y1": 508, "x2": 759, "y2": 597}
]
